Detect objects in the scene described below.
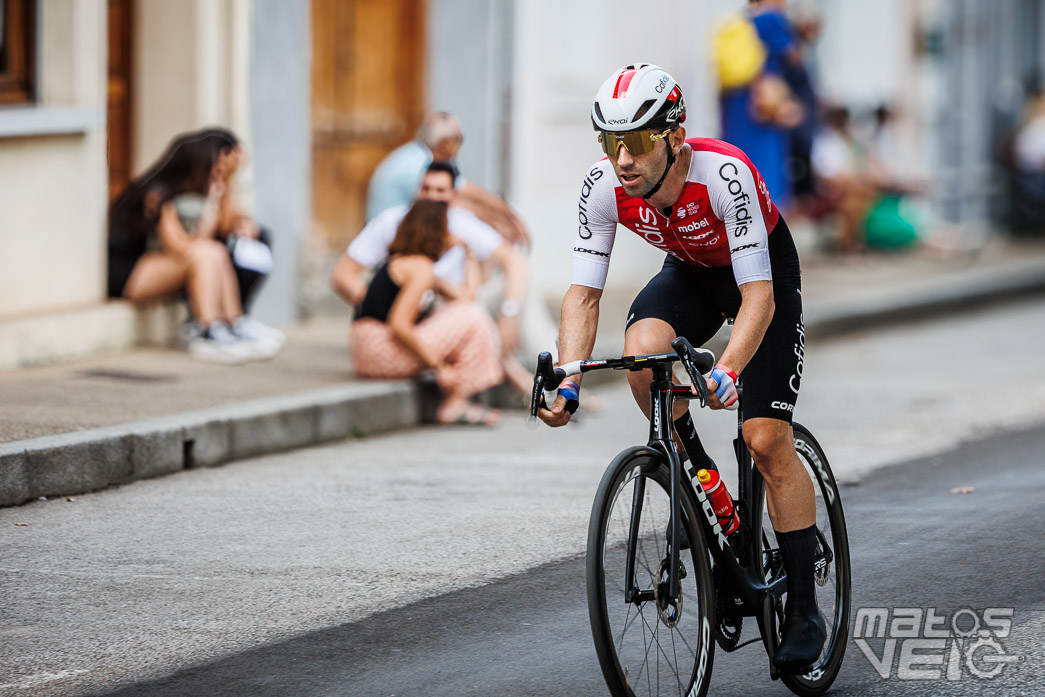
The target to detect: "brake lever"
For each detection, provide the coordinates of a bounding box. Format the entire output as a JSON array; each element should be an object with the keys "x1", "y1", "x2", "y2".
[
  {"x1": 532, "y1": 352, "x2": 579, "y2": 417},
  {"x1": 530, "y1": 374, "x2": 545, "y2": 418},
  {"x1": 671, "y1": 337, "x2": 712, "y2": 409}
]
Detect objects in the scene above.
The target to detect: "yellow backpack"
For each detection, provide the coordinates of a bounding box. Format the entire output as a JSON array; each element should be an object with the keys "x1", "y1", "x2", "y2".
[{"x1": 712, "y1": 14, "x2": 766, "y2": 90}]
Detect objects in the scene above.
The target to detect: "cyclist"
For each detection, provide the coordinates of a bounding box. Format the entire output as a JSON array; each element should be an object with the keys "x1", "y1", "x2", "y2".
[{"x1": 537, "y1": 64, "x2": 824, "y2": 671}]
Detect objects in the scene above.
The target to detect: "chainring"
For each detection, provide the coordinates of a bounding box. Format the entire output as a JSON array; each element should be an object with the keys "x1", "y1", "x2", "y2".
[{"x1": 713, "y1": 565, "x2": 744, "y2": 652}]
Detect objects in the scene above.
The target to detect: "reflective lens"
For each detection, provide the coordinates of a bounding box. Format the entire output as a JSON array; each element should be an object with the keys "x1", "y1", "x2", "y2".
[{"x1": 597, "y1": 129, "x2": 670, "y2": 156}]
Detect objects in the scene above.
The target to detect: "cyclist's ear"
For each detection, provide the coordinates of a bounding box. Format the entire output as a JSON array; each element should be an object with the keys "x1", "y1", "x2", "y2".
[{"x1": 670, "y1": 127, "x2": 687, "y2": 154}]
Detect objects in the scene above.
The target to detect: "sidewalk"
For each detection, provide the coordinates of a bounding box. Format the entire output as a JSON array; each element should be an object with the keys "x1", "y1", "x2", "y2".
[{"x1": 3, "y1": 237, "x2": 1045, "y2": 507}]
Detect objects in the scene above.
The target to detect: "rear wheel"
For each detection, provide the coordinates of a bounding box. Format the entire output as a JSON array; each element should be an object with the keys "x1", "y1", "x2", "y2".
[
  {"x1": 587, "y1": 446, "x2": 716, "y2": 697},
  {"x1": 755, "y1": 423, "x2": 852, "y2": 696}
]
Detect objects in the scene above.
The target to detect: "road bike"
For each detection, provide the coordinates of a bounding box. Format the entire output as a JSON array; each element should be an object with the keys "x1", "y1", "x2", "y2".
[{"x1": 531, "y1": 337, "x2": 850, "y2": 697}]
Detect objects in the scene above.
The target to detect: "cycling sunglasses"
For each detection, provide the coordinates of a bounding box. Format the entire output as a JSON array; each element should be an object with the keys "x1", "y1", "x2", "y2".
[{"x1": 596, "y1": 128, "x2": 671, "y2": 157}]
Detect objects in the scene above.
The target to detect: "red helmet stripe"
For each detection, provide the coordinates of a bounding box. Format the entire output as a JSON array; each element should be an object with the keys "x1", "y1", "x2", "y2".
[
  {"x1": 667, "y1": 86, "x2": 680, "y2": 102},
  {"x1": 612, "y1": 69, "x2": 638, "y2": 99}
]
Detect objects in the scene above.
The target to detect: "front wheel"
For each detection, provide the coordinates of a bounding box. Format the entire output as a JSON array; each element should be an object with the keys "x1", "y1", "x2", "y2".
[
  {"x1": 587, "y1": 446, "x2": 716, "y2": 697},
  {"x1": 757, "y1": 423, "x2": 852, "y2": 697}
]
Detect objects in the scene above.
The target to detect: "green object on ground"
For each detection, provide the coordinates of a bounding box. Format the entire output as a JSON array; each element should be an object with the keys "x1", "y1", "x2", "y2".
[{"x1": 863, "y1": 195, "x2": 920, "y2": 249}]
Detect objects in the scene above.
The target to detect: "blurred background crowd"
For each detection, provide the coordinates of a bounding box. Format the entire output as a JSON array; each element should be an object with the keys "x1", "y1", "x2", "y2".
[{"x1": 1, "y1": 0, "x2": 1044, "y2": 391}]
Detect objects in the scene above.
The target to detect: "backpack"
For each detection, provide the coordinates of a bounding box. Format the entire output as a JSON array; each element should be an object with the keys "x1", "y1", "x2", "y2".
[{"x1": 712, "y1": 14, "x2": 766, "y2": 90}]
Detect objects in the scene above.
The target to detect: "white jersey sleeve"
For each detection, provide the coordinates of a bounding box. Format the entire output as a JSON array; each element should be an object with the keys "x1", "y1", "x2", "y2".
[
  {"x1": 346, "y1": 205, "x2": 408, "y2": 268},
  {"x1": 571, "y1": 160, "x2": 619, "y2": 290},
  {"x1": 447, "y1": 207, "x2": 502, "y2": 261},
  {"x1": 705, "y1": 155, "x2": 773, "y2": 285}
]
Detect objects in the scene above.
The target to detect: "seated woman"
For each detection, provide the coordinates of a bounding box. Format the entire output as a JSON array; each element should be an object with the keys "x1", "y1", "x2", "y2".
[
  {"x1": 351, "y1": 199, "x2": 503, "y2": 426},
  {"x1": 107, "y1": 129, "x2": 281, "y2": 363},
  {"x1": 189, "y1": 129, "x2": 279, "y2": 315}
]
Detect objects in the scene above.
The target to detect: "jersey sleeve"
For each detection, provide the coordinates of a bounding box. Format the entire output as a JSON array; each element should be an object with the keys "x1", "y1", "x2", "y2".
[
  {"x1": 346, "y1": 205, "x2": 406, "y2": 268},
  {"x1": 447, "y1": 207, "x2": 501, "y2": 261},
  {"x1": 571, "y1": 161, "x2": 619, "y2": 290},
  {"x1": 706, "y1": 155, "x2": 773, "y2": 286}
]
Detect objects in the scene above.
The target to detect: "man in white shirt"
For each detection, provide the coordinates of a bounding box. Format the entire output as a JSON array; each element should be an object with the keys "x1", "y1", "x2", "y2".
[{"x1": 333, "y1": 162, "x2": 530, "y2": 390}]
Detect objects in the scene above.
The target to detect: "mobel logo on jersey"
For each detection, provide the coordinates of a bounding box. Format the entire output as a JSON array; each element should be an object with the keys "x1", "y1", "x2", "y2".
[{"x1": 678, "y1": 218, "x2": 710, "y2": 234}]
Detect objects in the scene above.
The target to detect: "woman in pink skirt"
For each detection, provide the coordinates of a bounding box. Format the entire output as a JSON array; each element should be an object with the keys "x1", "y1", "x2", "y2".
[{"x1": 350, "y1": 199, "x2": 504, "y2": 425}]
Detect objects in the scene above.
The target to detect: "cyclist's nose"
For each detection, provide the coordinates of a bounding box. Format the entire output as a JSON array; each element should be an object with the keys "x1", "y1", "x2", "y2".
[{"x1": 616, "y1": 143, "x2": 634, "y2": 167}]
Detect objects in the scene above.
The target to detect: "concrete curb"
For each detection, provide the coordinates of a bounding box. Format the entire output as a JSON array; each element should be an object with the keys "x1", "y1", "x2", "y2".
[
  {"x1": 0, "y1": 381, "x2": 427, "y2": 507},
  {"x1": 2, "y1": 265, "x2": 1043, "y2": 508},
  {"x1": 805, "y1": 264, "x2": 1045, "y2": 339}
]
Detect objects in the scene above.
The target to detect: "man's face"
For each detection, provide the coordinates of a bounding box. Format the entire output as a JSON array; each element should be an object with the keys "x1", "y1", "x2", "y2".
[
  {"x1": 608, "y1": 138, "x2": 671, "y2": 199},
  {"x1": 419, "y1": 171, "x2": 454, "y2": 202}
]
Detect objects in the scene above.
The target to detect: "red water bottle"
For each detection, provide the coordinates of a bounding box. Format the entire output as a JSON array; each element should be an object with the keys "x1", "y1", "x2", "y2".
[{"x1": 697, "y1": 468, "x2": 739, "y2": 535}]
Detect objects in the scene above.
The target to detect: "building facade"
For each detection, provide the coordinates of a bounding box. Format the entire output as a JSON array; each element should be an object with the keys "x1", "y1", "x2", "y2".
[{"x1": 0, "y1": 0, "x2": 1039, "y2": 370}]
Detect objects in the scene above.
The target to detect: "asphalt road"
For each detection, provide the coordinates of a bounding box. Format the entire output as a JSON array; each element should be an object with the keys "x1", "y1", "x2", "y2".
[
  {"x1": 3, "y1": 299, "x2": 1045, "y2": 696},
  {"x1": 79, "y1": 425, "x2": 1045, "y2": 697}
]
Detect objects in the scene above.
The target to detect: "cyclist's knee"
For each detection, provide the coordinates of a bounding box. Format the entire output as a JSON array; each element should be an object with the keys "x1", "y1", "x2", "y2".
[
  {"x1": 744, "y1": 420, "x2": 793, "y2": 481},
  {"x1": 623, "y1": 318, "x2": 675, "y2": 355}
]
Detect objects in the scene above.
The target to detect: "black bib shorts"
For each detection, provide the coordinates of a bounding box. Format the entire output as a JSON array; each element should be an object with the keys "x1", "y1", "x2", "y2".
[{"x1": 626, "y1": 218, "x2": 805, "y2": 423}]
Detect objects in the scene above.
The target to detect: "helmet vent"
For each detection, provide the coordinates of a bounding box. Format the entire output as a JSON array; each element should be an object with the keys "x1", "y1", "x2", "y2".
[
  {"x1": 593, "y1": 102, "x2": 606, "y2": 124},
  {"x1": 631, "y1": 99, "x2": 657, "y2": 124}
]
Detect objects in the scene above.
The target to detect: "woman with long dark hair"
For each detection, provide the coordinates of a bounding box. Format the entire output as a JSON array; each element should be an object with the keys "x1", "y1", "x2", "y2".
[
  {"x1": 107, "y1": 128, "x2": 280, "y2": 362},
  {"x1": 351, "y1": 199, "x2": 503, "y2": 425}
]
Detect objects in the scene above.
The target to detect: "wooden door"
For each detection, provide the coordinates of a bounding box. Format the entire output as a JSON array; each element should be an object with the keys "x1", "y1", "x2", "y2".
[
  {"x1": 106, "y1": 0, "x2": 134, "y2": 202},
  {"x1": 311, "y1": 0, "x2": 426, "y2": 251}
]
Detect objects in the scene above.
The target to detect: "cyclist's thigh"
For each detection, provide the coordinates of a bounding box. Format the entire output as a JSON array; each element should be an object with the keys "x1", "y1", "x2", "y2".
[
  {"x1": 741, "y1": 280, "x2": 804, "y2": 423},
  {"x1": 626, "y1": 255, "x2": 725, "y2": 346}
]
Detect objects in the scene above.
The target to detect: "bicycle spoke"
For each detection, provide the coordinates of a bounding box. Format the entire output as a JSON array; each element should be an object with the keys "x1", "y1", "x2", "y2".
[
  {"x1": 670, "y1": 624, "x2": 683, "y2": 696},
  {"x1": 640, "y1": 604, "x2": 653, "y2": 695},
  {"x1": 616, "y1": 603, "x2": 637, "y2": 655},
  {"x1": 673, "y1": 623, "x2": 696, "y2": 658},
  {"x1": 631, "y1": 597, "x2": 689, "y2": 689}
]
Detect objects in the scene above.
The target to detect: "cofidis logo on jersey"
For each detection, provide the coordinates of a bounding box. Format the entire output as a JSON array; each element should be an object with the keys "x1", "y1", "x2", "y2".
[
  {"x1": 718, "y1": 162, "x2": 754, "y2": 237},
  {"x1": 577, "y1": 165, "x2": 605, "y2": 239}
]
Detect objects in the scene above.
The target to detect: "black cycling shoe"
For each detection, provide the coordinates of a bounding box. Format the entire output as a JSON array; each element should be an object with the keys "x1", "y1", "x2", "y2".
[{"x1": 773, "y1": 609, "x2": 826, "y2": 672}]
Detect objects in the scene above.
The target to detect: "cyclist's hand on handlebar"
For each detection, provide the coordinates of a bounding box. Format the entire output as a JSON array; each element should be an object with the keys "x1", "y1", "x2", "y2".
[
  {"x1": 537, "y1": 393, "x2": 573, "y2": 427},
  {"x1": 706, "y1": 364, "x2": 739, "y2": 410},
  {"x1": 537, "y1": 380, "x2": 579, "y2": 427}
]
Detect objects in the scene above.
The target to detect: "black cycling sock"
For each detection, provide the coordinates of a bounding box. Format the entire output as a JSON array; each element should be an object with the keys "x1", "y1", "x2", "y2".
[
  {"x1": 777, "y1": 524, "x2": 818, "y2": 617},
  {"x1": 673, "y1": 412, "x2": 718, "y2": 472}
]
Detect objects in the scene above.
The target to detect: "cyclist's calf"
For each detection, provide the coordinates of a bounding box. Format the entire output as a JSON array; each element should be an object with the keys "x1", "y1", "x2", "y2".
[{"x1": 744, "y1": 418, "x2": 816, "y2": 529}]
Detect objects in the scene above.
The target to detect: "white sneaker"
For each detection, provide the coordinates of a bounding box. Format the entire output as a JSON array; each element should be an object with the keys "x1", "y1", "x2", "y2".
[
  {"x1": 188, "y1": 322, "x2": 255, "y2": 364},
  {"x1": 179, "y1": 321, "x2": 206, "y2": 345},
  {"x1": 232, "y1": 316, "x2": 284, "y2": 358}
]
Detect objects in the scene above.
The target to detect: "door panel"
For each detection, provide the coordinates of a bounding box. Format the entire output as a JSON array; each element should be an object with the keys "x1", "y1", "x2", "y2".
[
  {"x1": 106, "y1": 0, "x2": 134, "y2": 202},
  {"x1": 311, "y1": 0, "x2": 426, "y2": 251}
]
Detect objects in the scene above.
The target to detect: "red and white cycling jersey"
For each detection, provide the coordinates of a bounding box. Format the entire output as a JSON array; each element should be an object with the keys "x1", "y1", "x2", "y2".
[{"x1": 572, "y1": 138, "x2": 780, "y2": 290}]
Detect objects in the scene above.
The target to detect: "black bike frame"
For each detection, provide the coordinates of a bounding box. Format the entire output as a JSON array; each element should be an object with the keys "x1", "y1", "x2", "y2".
[{"x1": 626, "y1": 361, "x2": 787, "y2": 617}]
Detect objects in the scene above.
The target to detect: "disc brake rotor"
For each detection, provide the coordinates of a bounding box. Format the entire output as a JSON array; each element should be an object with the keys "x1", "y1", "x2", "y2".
[{"x1": 654, "y1": 558, "x2": 683, "y2": 628}]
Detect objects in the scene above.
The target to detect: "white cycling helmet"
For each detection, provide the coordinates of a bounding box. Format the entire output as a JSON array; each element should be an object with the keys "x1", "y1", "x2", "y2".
[{"x1": 591, "y1": 63, "x2": 686, "y2": 132}]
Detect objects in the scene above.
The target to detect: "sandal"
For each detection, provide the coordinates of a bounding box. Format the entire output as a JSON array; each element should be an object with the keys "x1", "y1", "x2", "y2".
[{"x1": 438, "y1": 403, "x2": 502, "y2": 427}]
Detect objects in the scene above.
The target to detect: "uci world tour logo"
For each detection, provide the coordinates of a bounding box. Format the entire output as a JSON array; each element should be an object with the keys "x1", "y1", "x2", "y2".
[{"x1": 853, "y1": 606, "x2": 1024, "y2": 680}]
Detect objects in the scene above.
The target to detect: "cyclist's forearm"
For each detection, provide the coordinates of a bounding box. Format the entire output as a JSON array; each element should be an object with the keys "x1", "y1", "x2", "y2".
[
  {"x1": 720, "y1": 280, "x2": 774, "y2": 374},
  {"x1": 558, "y1": 284, "x2": 602, "y2": 385}
]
